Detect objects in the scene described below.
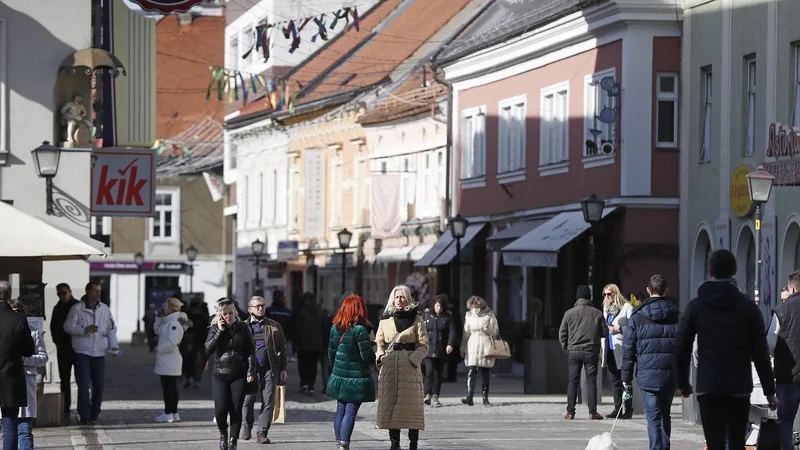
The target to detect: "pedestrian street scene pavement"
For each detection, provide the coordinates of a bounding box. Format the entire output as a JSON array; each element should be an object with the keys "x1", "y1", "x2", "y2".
[{"x1": 34, "y1": 344, "x2": 707, "y2": 450}]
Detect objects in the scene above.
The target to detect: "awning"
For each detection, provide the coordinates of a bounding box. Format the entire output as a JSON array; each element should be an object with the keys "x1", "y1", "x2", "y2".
[
  {"x1": 0, "y1": 201, "x2": 107, "y2": 261},
  {"x1": 376, "y1": 245, "x2": 434, "y2": 263},
  {"x1": 414, "y1": 232, "x2": 454, "y2": 268},
  {"x1": 486, "y1": 219, "x2": 548, "y2": 252},
  {"x1": 502, "y1": 208, "x2": 617, "y2": 267},
  {"x1": 431, "y1": 223, "x2": 487, "y2": 266}
]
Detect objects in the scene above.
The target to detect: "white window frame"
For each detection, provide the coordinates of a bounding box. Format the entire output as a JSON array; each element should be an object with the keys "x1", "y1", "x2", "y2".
[
  {"x1": 497, "y1": 94, "x2": 527, "y2": 183},
  {"x1": 793, "y1": 46, "x2": 800, "y2": 128},
  {"x1": 460, "y1": 106, "x2": 486, "y2": 187},
  {"x1": 656, "y1": 73, "x2": 679, "y2": 148},
  {"x1": 539, "y1": 81, "x2": 570, "y2": 176},
  {"x1": 148, "y1": 187, "x2": 180, "y2": 243},
  {"x1": 699, "y1": 68, "x2": 712, "y2": 162},
  {"x1": 422, "y1": 152, "x2": 434, "y2": 218},
  {"x1": 258, "y1": 172, "x2": 264, "y2": 225},
  {"x1": 584, "y1": 69, "x2": 617, "y2": 159},
  {"x1": 90, "y1": 216, "x2": 111, "y2": 236},
  {"x1": 227, "y1": 36, "x2": 239, "y2": 70},
  {"x1": 745, "y1": 57, "x2": 756, "y2": 156}
]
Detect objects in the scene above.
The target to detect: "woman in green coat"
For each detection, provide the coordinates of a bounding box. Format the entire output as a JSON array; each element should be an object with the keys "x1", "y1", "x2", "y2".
[{"x1": 327, "y1": 295, "x2": 376, "y2": 450}]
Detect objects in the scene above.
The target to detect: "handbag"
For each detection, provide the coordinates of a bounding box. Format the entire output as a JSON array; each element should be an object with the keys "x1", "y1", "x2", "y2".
[
  {"x1": 483, "y1": 335, "x2": 511, "y2": 359},
  {"x1": 756, "y1": 411, "x2": 781, "y2": 450}
]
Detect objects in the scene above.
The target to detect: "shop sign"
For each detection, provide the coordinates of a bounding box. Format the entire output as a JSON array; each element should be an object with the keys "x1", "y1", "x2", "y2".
[
  {"x1": 729, "y1": 164, "x2": 754, "y2": 217},
  {"x1": 91, "y1": 148, "x2": 156, "y2": 217},
  {"x1": 277, "y1": 241, "x2": 299, "y2": 262},
  {"x1": 126, "y1": 0, "x2": 204, "y2": 14},
  {"x1": 763, "y1": 123, "x2": 800, "y2": 186},
  {"x1": 90, "y1": 261, "x2": 187, "y2": 272}
]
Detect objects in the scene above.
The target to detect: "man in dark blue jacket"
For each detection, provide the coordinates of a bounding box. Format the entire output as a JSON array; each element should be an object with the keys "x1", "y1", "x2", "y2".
[
  {"x1": 621, "y1": 274, "x2": 681, "y2": 450},
  {"x1": 674, "y1": 249, "x2": 777, "y2": 450}
]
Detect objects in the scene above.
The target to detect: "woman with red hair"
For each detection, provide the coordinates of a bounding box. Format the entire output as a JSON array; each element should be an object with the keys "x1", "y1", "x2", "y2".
[{"x1": 326, "y1": 295, "x2": 376, "y2": 450}]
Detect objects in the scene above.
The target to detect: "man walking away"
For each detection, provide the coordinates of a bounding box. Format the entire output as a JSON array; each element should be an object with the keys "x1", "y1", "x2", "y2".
[
  {"x1": 266, "y1": 290, "x2": 294, "y2": 351},
  {"x1": 621, "y1": 274, "x2": 681, "y2": 450},
  {"x1": 51, "y1": 283, "x2": 80, "y2": 417},
  {"x1": 63, "y1": 282, "x2": 121, "y2": 425},
  {"x1": 559, "y1": 285, "x2": 607, "y2": 420},
  {"x1": 0, "y1": 281, "x2": 36, "y2": 450},
  {"x1": 186, "y1": 298, "x2": 210, "y2": 387},
  {"x1": 675, "y1": 249, "x2": 777, "y2": 450},
  {"x1": 295, "y1": 292, "x2": 327, "y2": 393},
  {"x1": 242, "y1": 296, "x2": 288, "y2": 444},
  {"x1": 767, "y1": 269, "x2": 800, "y2": 450},
  {"x1": 143, "y1": 303, "x2": 157, "y2": 352}
]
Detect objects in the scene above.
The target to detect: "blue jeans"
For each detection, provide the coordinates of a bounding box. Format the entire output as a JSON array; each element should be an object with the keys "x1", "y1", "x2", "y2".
[
  {"x1": 17, "y1": 418, "x2": 33, "y2": 450},
  {"x1": 640, "y1": 388, "x2": 674, "y2": 450},
  {"x1": 334, "y1": 401, "x2": 362, "y2": 443},
  {"x1": 1, "y1": 407, "x2": 19, "y2": 450},
  {"x1": 75, "y1": 353, "x2": 106, "y2": 421},
  {"x1": 777, "y1": 384, "x2": 800, "y2": 450}
]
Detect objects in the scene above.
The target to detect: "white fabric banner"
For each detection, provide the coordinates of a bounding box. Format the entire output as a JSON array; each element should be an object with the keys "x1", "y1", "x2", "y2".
[{"x1": 370, "y1": 174, "x2": 402, "y2": 239}]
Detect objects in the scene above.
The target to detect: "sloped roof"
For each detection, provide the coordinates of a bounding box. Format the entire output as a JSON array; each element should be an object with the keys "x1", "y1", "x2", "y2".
[
  {"x1": 434, "y1": 0, "x2": 600, "y2": 65},
  {"x1": 156, "y1": 116, "x2": 224, "y2": 178},
  {"x1": 357, "y1": 67, "x2": 447, "y2": 125}
]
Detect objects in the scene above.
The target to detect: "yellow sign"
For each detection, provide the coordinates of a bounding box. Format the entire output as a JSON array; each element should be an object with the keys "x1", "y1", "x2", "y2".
[{"x1": 730, "y1": 165, "x2": 754, "y2": 217}]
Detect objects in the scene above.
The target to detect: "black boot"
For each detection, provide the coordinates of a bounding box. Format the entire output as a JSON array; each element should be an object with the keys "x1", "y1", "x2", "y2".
[
  {"x1": 621, "y1": 397, "x2": 633, "y2": 419},
  {"x1": 605, "y1": 408, "x2": 620, "y2": 419},
  {"x1": 481, "y1": 368, "x2": 491, "y2": 406},
  {"x1": 461, "y1": 367, "x2": 476, "y2": 406},
  {"x1": 409, "y1": 429, "x2": 419, "y2": 450},
  {"x1": 389, "y1": 429, "x2": 400, "y2": 450},
  {"x1": 219, "y1": 431, "x2": 229, "y2": 450},
  {"x1": 241, "y1": 424, "x2": 252, "y2": 441}
]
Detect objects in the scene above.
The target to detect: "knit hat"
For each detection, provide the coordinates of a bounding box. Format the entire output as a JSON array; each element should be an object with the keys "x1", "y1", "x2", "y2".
[{"x1": 576, "y1": 285, "x2": 591, "y2": 300}]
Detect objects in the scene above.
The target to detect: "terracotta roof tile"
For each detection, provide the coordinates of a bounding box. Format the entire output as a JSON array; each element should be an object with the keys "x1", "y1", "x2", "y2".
[{"x1": 357, "y1": 67, "x2": 446, "y2": 124}]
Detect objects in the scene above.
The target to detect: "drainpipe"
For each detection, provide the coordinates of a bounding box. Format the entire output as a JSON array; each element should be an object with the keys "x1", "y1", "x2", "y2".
[{"x1": 430, "y1": 67, "x2": 453, "y2": 226}]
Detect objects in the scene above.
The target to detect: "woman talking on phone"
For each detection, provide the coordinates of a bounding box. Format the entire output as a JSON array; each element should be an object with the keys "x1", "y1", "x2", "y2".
[{"x1": 206, "y1": 298, "x2": 255, "y2": 450}]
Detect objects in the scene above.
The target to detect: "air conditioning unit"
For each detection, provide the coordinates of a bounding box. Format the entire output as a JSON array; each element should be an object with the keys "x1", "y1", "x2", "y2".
[{"x1": 600, "y1": 140, "x2": 615, "y2": 155}]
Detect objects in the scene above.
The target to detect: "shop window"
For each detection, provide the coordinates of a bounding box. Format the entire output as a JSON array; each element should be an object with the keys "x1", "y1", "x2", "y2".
[{"x1": 656, "y1": 73, "x2": 679, "y2": 147}]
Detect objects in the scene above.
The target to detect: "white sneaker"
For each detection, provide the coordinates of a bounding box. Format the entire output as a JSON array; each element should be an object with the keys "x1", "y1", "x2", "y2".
[
  {"x1": 172, "y1": 413, "x2": 181, "y2": 422},
  {"x1": 155, "y1": 413, "x2": 174, "y2": 423}
]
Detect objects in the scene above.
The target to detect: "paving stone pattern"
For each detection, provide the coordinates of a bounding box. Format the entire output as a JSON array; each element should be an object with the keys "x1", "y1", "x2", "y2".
[{"x1": 31, "y1": 345, "x2": 707, "y2": 449}]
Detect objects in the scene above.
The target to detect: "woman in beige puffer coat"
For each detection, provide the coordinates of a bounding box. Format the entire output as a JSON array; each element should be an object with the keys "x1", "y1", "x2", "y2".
[
  {"x1": 375, "y1": 285, "x2": 429, "y2": 450},
  {"x1": 459, "y1": 296, "x2": 499, "y2": 407}
]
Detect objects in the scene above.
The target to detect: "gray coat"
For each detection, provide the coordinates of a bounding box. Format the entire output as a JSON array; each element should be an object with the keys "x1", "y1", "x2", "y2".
[{"x1": 559, "y1": 298, "x2": 607, "y2": 354}]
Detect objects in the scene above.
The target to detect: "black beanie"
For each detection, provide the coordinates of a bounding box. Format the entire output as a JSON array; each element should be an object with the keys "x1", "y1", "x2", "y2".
[{"x1": 576, "y1": 285, "x2": 591, "y2": 300}]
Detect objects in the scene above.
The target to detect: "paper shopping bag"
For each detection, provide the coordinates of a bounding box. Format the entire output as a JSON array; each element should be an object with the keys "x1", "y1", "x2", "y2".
[
  {"x1": 757, "y1": 416, "x2": 781, "y2": 450},
  {"x1": 272, "y1": 385, "x2": 286, "y2": 424}
]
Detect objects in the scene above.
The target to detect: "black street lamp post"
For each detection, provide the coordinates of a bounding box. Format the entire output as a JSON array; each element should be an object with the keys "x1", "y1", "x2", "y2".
[
  {"x1": 449, "y1": 215, "x2": 468, "y2": 303},
  {"x1": 186, "y1": 245, "x2": 198, "y2": 292},
  {"x1": 580, "y1": 194, "x2": 606, "y2": 302},
  {"x1": 338, "y1": 229, "x2": 353, "y2": 295},
  {"x1": 134, "y1": 252, "x2": 144, "y2": 332},
  {"x1": 252, "y1": 239, "x2": 265, "y2": 297},
  {"x1": 747, "y1": 165, "x2": 775, "y2": 304},
  {"x1": 31, "y1": 141, "x2": 62, "y2": 215}
]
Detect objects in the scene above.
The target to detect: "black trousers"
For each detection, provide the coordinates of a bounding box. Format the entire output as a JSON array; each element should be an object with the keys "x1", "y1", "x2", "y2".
[
  {"x1": 697, "y1": 394, "x2": 750, "y2": 450},
  {"x1": 605, "y1": 352, "x2": 631, "y2": 411},
  {"x1": 466, "y1": 366, "x2": 491, "y2": 397},
  {"x1": 423, "y1": 358, "x2": 445, "y2": 396},
  {"x1": 446, "y1": 351, "x2": 460, "y2": 382},
  {"x1": 56, "y1": 345, "x2": 75, "y2": 414},
  {"x1": 389, "y1": 429, "x2": 419, "y2": 443},
  {"x1": 298, "y1": 351, "x2": 321, "y2": 389},
  {"x1": 160, "y1": 376, "x2": 180, "y2": 414},
  {"x1": 212, "y1": 376, "x2": 248, "y2": 437},
  {"x1": 567, "y1": 351, "x2": 599, "y2": 415}
]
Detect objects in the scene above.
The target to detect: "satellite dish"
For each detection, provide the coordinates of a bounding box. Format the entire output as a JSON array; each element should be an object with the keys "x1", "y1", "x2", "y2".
[
  {"x1": 600, "y1": 76, "x2": 615, "y2": 91},
  {"x1": 597, "y1": 107, "x2": 616, "y2": 124}
]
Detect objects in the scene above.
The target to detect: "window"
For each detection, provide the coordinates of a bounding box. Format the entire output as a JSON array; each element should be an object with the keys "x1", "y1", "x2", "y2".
[
  {"x1": 272, "y1": 168, "x2": 279, "y2": 225},
  {"x1": 401, "y1": 157, "x2": 412, "y2": 222},
  {"x1": 744, "y1": 58, "x2": 756, "y2": 156},
  {"x1": 437, "y1": 151, "x2": 445, "y2": 205},
  {"x1": 461, "y1": 107, "x2": 486, "y2": 180},
  {"x1": 584, "y1": 69, "x2": 616, "y2": 156},
  {"x1": 353, "y1": 158, "x2": 367, "y2": 226},
  {"x1": 258, "y1": 173, "x2": 264, "y2": 224},
  {"x1": 229, "y1": 142, "x2": 238, "y2": 170},
  {"x1": 498, "y1": 95, "x2": 527, "y2": 179},
  {"x1": 289, "y1": 168, "x2": 300, "y2": 230},
  {"x1": 699, "y1": 68, "x2": 712, "y2": 162},
  {"x1": 149, "y1": 189, "x2": 179, "y2": 241},
  {"x1": 242, "y1": 28, "x2": 254, "y2": 66},
  {"x1": 423, "y1": 153, "x2": 433, "y2": 217},
  {"x1": 540, "y1": 82, "x2": 569, "y2": 167},
  {"x1": 90, "y1": 216, "x2": 111, "y2": 248},
  {"x1": 329, "y1": 151, "x2": 342, "y2": 229},
  {"x1": 227, "y1": 37, "x2": 239, "y2": 70},
  {"x1": 793, "y1": 46, "x2": 800, "y2": 128},
  {"x1": 656, "y1": 73, "x2": 679, "y2": 147}
]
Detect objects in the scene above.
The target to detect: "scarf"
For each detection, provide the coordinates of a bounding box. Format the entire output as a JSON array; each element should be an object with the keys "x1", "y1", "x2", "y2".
[
  {"x1": 393, "y1": 307, "x2": 417, "y2": 333},
  {"x1": 605, "y1": 302, "x2": 620, "y2": 319}
]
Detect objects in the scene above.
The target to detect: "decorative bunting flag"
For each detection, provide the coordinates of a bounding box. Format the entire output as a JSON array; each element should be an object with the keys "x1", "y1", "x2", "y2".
[{"x1": 206, "y1": 66, "x2": 302, "y2": 113}]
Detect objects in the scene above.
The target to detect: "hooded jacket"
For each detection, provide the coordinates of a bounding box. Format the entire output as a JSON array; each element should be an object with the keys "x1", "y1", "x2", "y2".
[
  {"x1": 559, "y1": 298, "x2": 607, "y2": 353},
  {"x1": 294, "y1": 301, "x2": 328, "y2": 353},
  {"x1": 620, "y1": 296, "x2": 680, "y2": 391},
  {"x1": 674, "y1": 280, "x2": 775, "y2": 397}
]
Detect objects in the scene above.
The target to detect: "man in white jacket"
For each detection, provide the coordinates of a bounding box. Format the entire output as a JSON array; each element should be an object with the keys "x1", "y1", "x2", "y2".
[{"x1": 64, "y1": 281, "x2": 120, "y2": 425}]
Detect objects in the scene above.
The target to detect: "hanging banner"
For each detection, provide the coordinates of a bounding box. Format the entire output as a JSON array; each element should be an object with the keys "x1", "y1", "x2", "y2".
[
  {"x1": 370, "y1": 174, "x2": 402, "y2": 239},
  {"x1": 203, "y1": 171, "x2": 225, "y2": 202},
  {"x1": 126, "y1": 0, "x2": 204, "y2": 14}
]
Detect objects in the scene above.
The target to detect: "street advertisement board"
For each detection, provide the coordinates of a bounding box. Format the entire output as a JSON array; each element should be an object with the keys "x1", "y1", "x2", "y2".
[
  {"x1": 277, "y1": 241, "x2": 299, "y2": 262},
  {"x1": 91, "y1": 148, "x2": 157, "y2": 217}
]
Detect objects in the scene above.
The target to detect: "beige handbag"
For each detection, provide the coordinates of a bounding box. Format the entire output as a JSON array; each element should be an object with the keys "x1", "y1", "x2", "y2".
[{"x1": 483, "y1": 335, "x2": 511, "y2": 359}]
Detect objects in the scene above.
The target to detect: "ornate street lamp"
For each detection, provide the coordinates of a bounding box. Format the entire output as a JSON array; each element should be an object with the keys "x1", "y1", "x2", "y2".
[
  {"x1": 747, "y1": 165, "x2": 776, "y2": 302},
  {"x1": 580, "y1": 194, "x2": 606, "y2": 302},
  {"x1": 448, "y1": 215, "x2": 469, "y2": 303},
  {"x1": 338, "y1": 228, "x2": 353, "y2": 295},
  {"x1": 186, "y1": 245, "x2": 198, "y2": 292},
  {"x1": 31, "y1": 141, "x2": 63, "y2": 215},
  {"x1": 252, "y1": 239, "x2": 265, "y2": 296}
]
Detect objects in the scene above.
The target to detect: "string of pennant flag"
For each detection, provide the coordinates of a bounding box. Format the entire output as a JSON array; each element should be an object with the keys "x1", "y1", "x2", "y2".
[
  {"x1": 206, "y1": 66, "x2": 303, "y2": 112},
  {"x1": 244, "y1": 6, "x2": 360, "y2": 62}
]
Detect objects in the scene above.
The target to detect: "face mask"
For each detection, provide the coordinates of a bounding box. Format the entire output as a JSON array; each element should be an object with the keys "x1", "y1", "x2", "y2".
[{"x1": 471, "y1": 308, "x2": 481, "y2": 315}]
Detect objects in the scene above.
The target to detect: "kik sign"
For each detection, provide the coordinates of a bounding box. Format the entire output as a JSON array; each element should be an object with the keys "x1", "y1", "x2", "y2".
[{"x1": 91, "y1": 148, "x2": 156, "y2": 217}]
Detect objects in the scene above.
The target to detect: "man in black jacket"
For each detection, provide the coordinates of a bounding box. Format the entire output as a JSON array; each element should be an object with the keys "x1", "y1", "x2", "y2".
[
  {"x1": 50, "y1": 282, "x2": 80, "y2": 417},
  {"x1": 0, "y1": 281, "x2": 36, "y2": 446},
  {"x1": 674, "y1": 249, "x2": 777, "y2": 450},
  {"x1": 559, "y1": 285, "x2": 607, "y2": 420},
  {"x1": 767, "y1": 269, "x2": 800, "y2": 450}
]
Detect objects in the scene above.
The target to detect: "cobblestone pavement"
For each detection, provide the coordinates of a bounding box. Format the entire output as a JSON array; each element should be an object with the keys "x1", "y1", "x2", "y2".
[{"x1": 34, "y1": 344, "x2": 707, "y2": 449}]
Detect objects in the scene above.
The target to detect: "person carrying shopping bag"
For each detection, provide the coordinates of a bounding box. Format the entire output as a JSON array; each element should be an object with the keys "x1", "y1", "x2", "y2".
[
  {"x1": 460, "y1": 296, "x2": 500, "y2": 407},
  {"x1": 326, "y1": 295, "x2": 376, "y2": 450}
]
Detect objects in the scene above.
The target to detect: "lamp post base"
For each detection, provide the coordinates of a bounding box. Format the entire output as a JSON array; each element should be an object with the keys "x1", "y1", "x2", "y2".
[{"x1": 131, "y1": 331, "x2": 146, "y2": 346}]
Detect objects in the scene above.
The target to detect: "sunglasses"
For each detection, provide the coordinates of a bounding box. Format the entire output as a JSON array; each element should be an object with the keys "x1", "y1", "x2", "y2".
[
  {"x1": 250, "y1": 304, "x2": 266, "y2": 309},
  {"x1": 604, "y1": 292, "x2": 614, "y2": 297},
  {"x1": 217, "y1": 298, "x2": 234, "y2": 306}
]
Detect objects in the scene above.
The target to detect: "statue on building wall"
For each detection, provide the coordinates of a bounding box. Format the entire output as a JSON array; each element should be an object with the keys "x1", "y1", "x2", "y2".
[{"x1": 60, "y1": 94, "x2": 93, "y2": 146}]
